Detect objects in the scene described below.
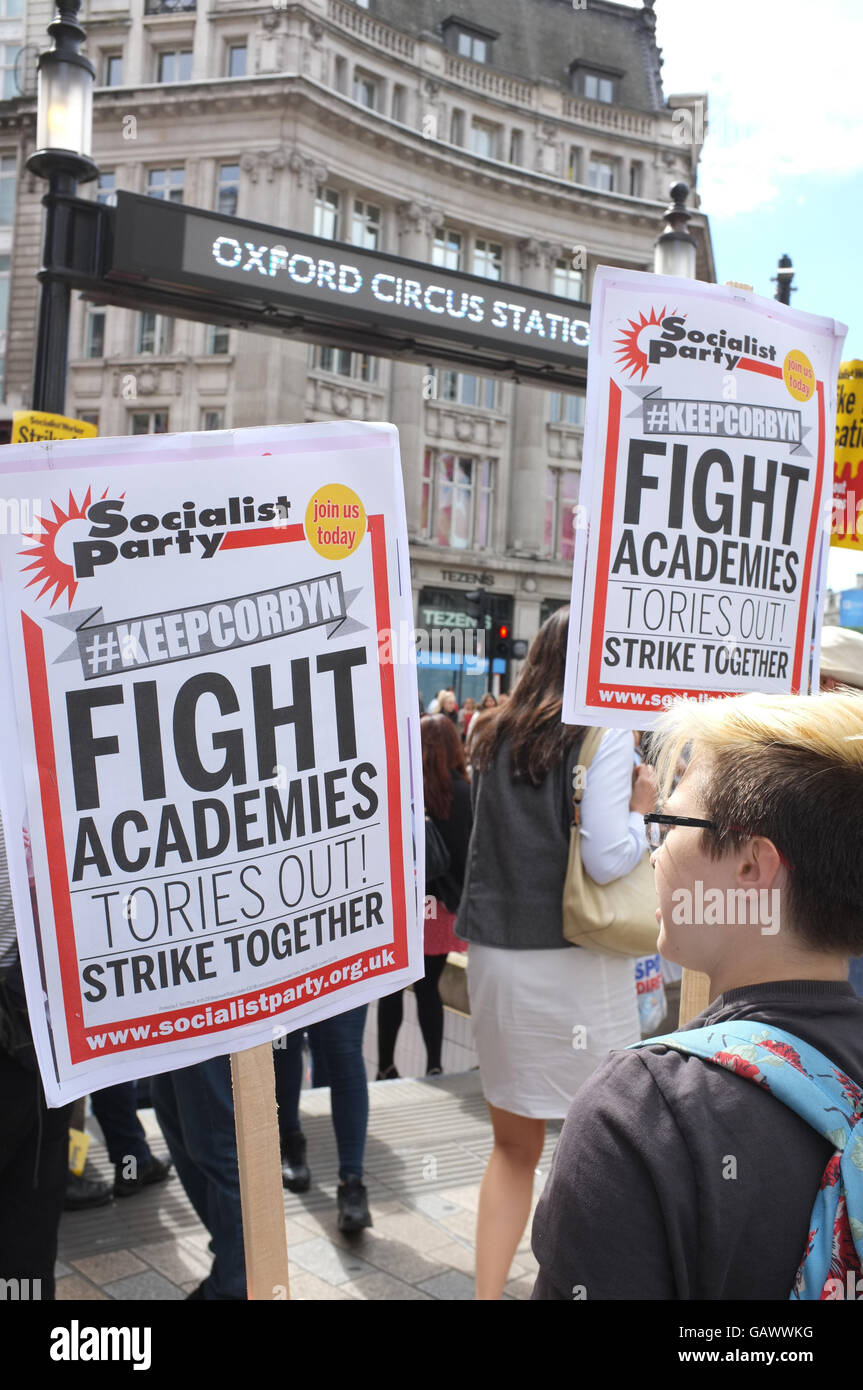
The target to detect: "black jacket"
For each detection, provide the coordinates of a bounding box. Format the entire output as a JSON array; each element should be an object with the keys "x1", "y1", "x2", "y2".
[{"x1": 426, "y1": 771, "x2": 472, "y2": 913}]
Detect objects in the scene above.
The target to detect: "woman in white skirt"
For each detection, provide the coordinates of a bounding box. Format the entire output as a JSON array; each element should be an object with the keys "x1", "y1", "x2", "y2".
[{"x1": 456, "y1": 607, "x2": 657, "y2": 1299}]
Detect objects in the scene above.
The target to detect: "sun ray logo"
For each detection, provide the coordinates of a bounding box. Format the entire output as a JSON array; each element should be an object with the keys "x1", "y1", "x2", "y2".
[
  {"x1": 18, "y1": 487, "x2": 108, "y2": 609},
  {"x1": 614, "y1": 305, "x2": 679, "y2": 381}
]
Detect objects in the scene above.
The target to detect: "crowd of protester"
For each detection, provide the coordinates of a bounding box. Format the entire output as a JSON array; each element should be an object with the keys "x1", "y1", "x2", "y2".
[{"x1": 2, "y1": 615, "x2": 862, "y2": 1300}]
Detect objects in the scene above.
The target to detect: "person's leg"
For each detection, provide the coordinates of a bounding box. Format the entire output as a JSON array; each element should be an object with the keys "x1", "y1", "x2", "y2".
[
  {"x1": 375, "y1": 989, "x2": 403, "y2": 1075},
  {"x1": 90, "y1": 1081, "x2": 151, "y2": 1170},
  {"x1": 151, "y1": 1068, "x2": 209, "y2": 1232},
  {"x1": 0, "y1": 1051, "x2": 71, "y2": 1299},
  {"x1": 475, "y1": 1104, "x2": 546, "y2": 1301},
  {"x1": 413, "y1": 955, "x2": 447, "y2": 1072},
  {"x1": 154, "y1": 1058, "x2": 246, "y2": 1299},
  {"x1": 272, "y1": 1029, "x2": 305, "y2": 1141},
  {"x1": 309, "y1": 1005, "x2": 369, "y2": 1179}
]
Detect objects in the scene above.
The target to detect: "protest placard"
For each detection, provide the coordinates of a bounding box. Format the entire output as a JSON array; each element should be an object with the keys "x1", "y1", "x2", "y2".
[
  {"x1": 0, "y1": 421, "x2": 423, "y2": 1107},
  {"x1": 563, "y1": 268, "x2": 847, "y2": 729},
  {"x1": 831, "y1": 359, "x2": 863, "y2": 551}
]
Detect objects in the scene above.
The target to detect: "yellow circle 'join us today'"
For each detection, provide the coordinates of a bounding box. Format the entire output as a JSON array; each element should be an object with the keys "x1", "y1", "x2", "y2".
[
  {"x1": 783, "y1": 349, "x2": 815, "y2": 402},
  {"x1": 304, "y1": 484, "x2": 367, "y2": 560}
]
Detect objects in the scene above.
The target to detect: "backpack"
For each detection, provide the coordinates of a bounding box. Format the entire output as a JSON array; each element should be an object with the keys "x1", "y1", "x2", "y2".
[{"x1": 630, "y1": 1022, "x2": 863, "y2": 1300}]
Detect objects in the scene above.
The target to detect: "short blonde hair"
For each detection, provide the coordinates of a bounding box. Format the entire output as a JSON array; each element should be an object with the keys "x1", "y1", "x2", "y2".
[{"x1": 649, "y1": 691, "x2": 863, "y2": 952}]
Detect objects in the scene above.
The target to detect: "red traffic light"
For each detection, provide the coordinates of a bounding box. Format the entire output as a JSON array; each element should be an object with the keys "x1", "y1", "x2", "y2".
[{"x1": 497, "y1": 623, "x2": 509, "y2": 640}]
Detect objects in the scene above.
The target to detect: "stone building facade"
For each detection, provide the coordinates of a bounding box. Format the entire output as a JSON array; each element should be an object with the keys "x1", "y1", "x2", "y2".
[{"x1": 4, "y1": 0, "x2": 714, "y2": 699}]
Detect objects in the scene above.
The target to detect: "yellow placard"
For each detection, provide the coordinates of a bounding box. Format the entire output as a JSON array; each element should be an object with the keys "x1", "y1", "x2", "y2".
[
  {"x1": 832, "y1": 360, "x2": 863, "y2": 550},
  {"x1": 68, "y1": 1127, "x2": 91, "y2": 1177},
  {"x1": 11, "y1": 411, "x2": 98, "y2": 444}
]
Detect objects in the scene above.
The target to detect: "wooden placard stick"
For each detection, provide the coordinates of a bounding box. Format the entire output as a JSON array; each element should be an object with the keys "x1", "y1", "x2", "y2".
[
  {"x1": 231, "y1": 1042, "x2": 291, "y2": 1301},
  {"x1": 678, "y1": 969, "x2": 711, "y2": 1026}
]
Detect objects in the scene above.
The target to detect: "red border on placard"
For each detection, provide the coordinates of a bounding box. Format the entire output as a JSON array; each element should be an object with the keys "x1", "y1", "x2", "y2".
[
  {"x1": 21, "y1": 515, "x2": 408, "y2": 1064},
  {"x1": 585, "y1": 372, "x2": 823, "y2": 706}
]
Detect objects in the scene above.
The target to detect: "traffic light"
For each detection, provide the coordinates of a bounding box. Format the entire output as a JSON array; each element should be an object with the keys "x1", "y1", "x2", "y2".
[{"x1": 493, "y1": 622, "x2": 511, "y2": 660}]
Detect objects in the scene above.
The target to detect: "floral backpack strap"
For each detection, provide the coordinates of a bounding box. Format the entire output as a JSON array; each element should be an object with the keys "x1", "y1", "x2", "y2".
[{"x1": 630, "y1": 1023, "x2": 863, "y2": 1301}]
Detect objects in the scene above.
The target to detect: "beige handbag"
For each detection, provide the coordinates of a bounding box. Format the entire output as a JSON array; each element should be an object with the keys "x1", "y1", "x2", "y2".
[{"x1": 562, "y1": 726, "x2": 660, "y2": 958}]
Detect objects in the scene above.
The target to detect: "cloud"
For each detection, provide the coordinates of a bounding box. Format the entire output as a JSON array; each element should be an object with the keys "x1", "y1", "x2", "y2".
[{"x1": 655, "y1": 0, "x2": 863, "y2": 214}]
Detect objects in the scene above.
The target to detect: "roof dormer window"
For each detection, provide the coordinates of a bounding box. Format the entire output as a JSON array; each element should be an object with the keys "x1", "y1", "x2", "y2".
[
  {"x1": 571, "y1": 64, "x2": 621, "y2": 104},
  {"x1": 443, "y1": 17, "x2": 498, "y2": 66}
]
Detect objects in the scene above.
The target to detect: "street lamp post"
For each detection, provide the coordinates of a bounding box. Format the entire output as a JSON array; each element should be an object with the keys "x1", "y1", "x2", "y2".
[
  {"x1": 653, "y1": 181, "x2": 698, "y2": 280},
  {"x1": 773, "y1": 253, "x2": 795, "y2": 306},
  {"x1": 26, "y1": 0, "x2": 97, "y2": 415}
]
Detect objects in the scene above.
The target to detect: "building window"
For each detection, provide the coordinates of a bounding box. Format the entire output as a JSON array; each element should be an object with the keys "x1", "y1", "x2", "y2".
[
  {"x1": 137, "y1": 312, "x2": 174, "y2": 355},
  {"x1": 0, "y1": 156, "x2": 15, "y2": 226},
  {"x1": 436, "y1": 370, "x2": 499, "y2": 410},
  {"x1": 553, "y1": 260, "x2": 584, "y2": 302},
  {"x1": 0, "y1": 1, "x2": 24, "y2": 15},
  {"x1": 509, "y1": 130, "x2": 523, "y2": 165},
  {"x1": 473, "y1": 239, "x2": 502, "y2": 280},
  {"x1": 77, "y1": 411, "x2": 99, "y2": 431},
  {"x1": 201, "y1": 409, "x2": 225, "y2": 431},
  {"x1": 147, "y1": 167, "x2": 184, "y2": 202},
  {"x1": 450, "y1": 109, "x2": 465, "y2": 146},
  {"x1": 157, "y1": 50, "x2": 192, "y2": 84},
  {"x1": 103, "y1": 53, "x2": 123, "y2": 87},
  {"x1": 207, "y1": 324, "x2": 230, "y2": 354},
  {"x1": 588, "y1": 158, "x2": 616, "y2": 192},
  {"x1": 227, "y1": 44, "x2": 246, "y2": 78},
  {"x1": 96, "y1": 171, "x2": 116, "y2": 206},
  {"x1": 549, "y1": 391, "x2": 586, "y2": 427},
  {"x1": 310, "y1": 345, "x2": 376, "y2": 382},
  {"x1": 391, "y1": 84, "x2": 406, "y2": 121},
  {"x1": 578, "y1": 70, "x2": 616, "y2": 103},
  {"x1": 433, "y1": 227, "x2": 462, "y2": 271},
  {"x1": 351, "y1": 199, "x2": 380, "y2": 250},
  {"x1": 352, "y1": 70, "x2": 379, "y2": 110},
  {"x1": 334, "y1": 55, "x2": 348, "y2": 93},
  {"x1": 130, "y1": 411, "x2": 169, "y2": 434},
  {"x1": 545, "y1": 467, "x2": 581, "y2": 560},
  {"x1": 470, "y1": 119, "x2": 501, "y2": 160},
  {"x1": 1, "y1": 45, "x2": 21, "y2": 100},
  {"x1": 84, "y1": 309, "x2": 106, "y2": 359},
  {"x1": 422, "y1": 451, "x2": 494, "y2": 550},
  {"x1": 217, "y1": 163, "x2": 239, "y2": 217},
  {"x1": 567, "y1": 147, "x2": 582, "y2": 183},
  {"x1": 314, "y1": 188, "x2": 340, "y2": 239},
  {"x1": 629, "y1": 161, "x2": 643, "y2": 197}
]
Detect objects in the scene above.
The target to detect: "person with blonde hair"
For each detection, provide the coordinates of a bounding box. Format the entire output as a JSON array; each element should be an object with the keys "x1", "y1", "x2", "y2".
[{"x1": 532, "y1": 690, "x2": 863, "y2": 1300}]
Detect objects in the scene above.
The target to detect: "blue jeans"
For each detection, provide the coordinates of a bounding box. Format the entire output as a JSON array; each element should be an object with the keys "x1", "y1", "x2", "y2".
[
  {"x1": 273, "y1": 1004, "x2": 369, "y2": 1180},
  {"x1": 90, "y1": 1080, "x2": 152, "y2": 1168},
  {"x1": 151, "y1": 1056, "x2": 246, "y2": 1300}
]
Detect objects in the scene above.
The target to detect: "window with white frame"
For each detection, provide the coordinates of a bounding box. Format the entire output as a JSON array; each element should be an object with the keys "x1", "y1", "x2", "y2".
[
  {"x1": 84, "y1": 308, "x2": 106, "y2": 359},
  {"x1": 629, "y1": 162, "x2": 643, "y2": 197},
  {"x1": 227, "y1": 43, "x2": 246, "y2": 77},
  {"x1": 1, "y1": 45, "x2": 21, "y2": 99},
  {"x1": 421, "y1": 451, "x2": 494, "y2": 550},
  {"x1": 435, "y1": 370, "x2": 499, "y2": 411},
  {"x1": 450, "y1": 109, "x2": 465, "y2": 146},
  {"x1": 588, "y1": 158, "x2": 616, "y2": 192},
  {"x1": 544, "y1": 467, "x2": 581, "y2": 560},
  {"x1": 549, "y1": 391, "x2": 586, "y2": 427},
  {"x1": 157, "y1": 50, "x2": 192, "y2": 83},
  {"x1": 473, "y1": 239, "x2": 502, "y2": 280},
  {"x1": 351, "y1": 199, "x2": 380, "y2": 250},
  {"x1": 509, "y1": 130, "x2": 523, "y2": 165},
  {"x1": 433, "y1": 227, "x2": 462, "y2": 271},
  {"x1": 453, "y1": 29, "x2": 491, "y2": 63},
  {"x1": 334, "y1": 56, "x2": 348, "y2": 94},
  {"x1": 309, "y1": 345, "x2": 377, "y2": 382},
  {"x1": 207, "y1": 324, "x2": 230, "y2": 354},
  {"x1": 470, "y1": 119, "x2": 501, "y2": 160},
  {"x1": 147, "y1": 167, "x2": 184, "y2": 202},
  {"x1": 314, "y1": 188, "x2": 340, "y2": 239},
  {"x1": 352, "y1": 70, "x2": 380, "y2": 110},
  {"x1": 391, "y1": 84, "x2": 406, "y2": 121},
  {"x1": 201, "y1": 409, "x2": 225, "y2": 431},
  {"x1": 96, "y1": 171, "x2": 116, "y2": 206},
  {"x1": 217, "y1": 163, "x2": 239, "y2": 217},
  {"x1": 575, "y1": 69, "x2": 616, "y2": 103},
  {"x1": 0, "y1": 156, "x2": 15, "y2": 226},
  {"x1": 130, "y1": 411, "x2": 169, "y2": 435},
  {"x1": 567, "y1": 147, "x2": 582, "y2": 183},
  {"x1": 553, "y1": 260, "x2": 584, "y2": 302},
  {"x1": 137, "y1": 312, "x2": 174, "y2": 355},
  {"x1": 103, "y1": 53, "x2": 123, "y2": 86}
]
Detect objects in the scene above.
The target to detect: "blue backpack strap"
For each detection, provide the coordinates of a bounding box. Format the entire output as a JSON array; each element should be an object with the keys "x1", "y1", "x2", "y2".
[{"x1": 630, "y1": 1022, "x2": 863, "y2": 1299}]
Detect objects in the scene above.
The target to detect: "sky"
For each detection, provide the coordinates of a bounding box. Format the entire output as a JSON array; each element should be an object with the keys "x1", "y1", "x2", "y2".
[{"x1": 644, "y1": 0, "x2": 863, "y2": 595}]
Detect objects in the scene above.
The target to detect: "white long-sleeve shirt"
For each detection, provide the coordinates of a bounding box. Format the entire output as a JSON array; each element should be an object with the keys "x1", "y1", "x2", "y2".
[{"x1": 579, "y1": 727, "x2": 648, "y2": 885}]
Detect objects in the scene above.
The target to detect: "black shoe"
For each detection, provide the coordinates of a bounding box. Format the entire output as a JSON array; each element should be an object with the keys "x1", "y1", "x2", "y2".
[
  {"x1": 280, "y1": 1132, "x2": 310, "y2": 1193},
  {"x1": 337, "y1": 1175, "x2": 372, "y2": 1234},
  {"x1": 375, "y1": 1065, "x2": 399, "y2": 1080},
  {"x1": 426, "y1": 1066, "x2": 443, "y2": 1076},
  {"x1": 114, "y1": 1154, "x2": 173, "y2": 1198},
  {"x1": 64, "y1": 1171, "x2": 114, "y2": 1211}
]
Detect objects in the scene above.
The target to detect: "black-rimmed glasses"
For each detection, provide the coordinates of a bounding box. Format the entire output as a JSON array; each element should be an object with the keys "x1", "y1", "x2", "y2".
[{"x1": 643, "y1": 813, "x2": 718, "y2": 850}]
